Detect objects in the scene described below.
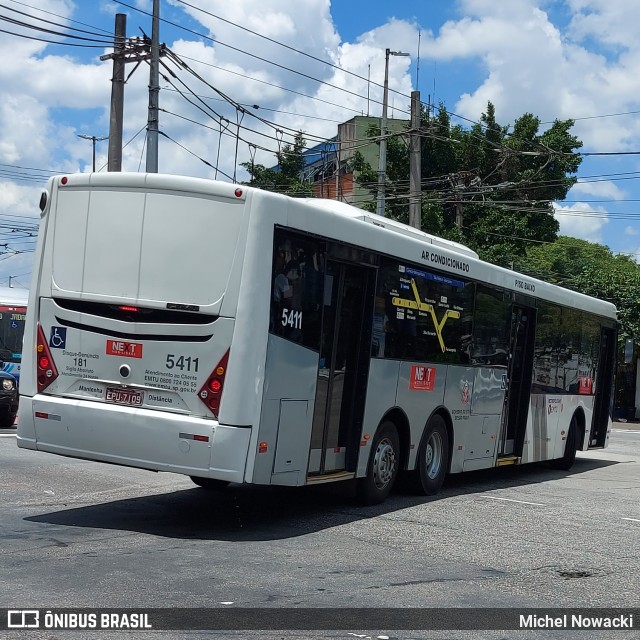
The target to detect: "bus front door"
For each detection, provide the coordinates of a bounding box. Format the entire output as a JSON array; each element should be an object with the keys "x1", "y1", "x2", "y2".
[
  {"x1": 308, "y1": 261, "x2": 375, "y2": 478},
  {"x1": 499, "y1": 305, "x2": 537, "y2": 460}
]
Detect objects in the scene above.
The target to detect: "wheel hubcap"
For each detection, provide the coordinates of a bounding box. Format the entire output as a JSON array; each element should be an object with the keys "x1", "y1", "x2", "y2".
[
  {"x1": 425, "y1": 432, "x2": 443, "y2": 480},
  {"x1": 373, "y1": 437, "x2": 396, "y2": 489}
]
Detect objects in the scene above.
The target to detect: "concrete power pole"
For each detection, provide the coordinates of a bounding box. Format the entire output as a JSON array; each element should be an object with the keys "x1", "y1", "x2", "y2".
[
  {"x1": 409, "y1": 90, "x2": 421, "y2": 229},
  {"x1": 376, "y1": 50, "x2": 391, "y2": 217},
  {"x1": 146, "y1": 0, "x2": 160, "y2": 173},
  {"x1": 102, "y1": 10, "x2": 165, "y2": 172},
  {"x1": 107, "y1": 14, "x2": 126, "y2": 172},
  {"x1": 376, "y1": 49, "x2": 409, "y2": 217}
]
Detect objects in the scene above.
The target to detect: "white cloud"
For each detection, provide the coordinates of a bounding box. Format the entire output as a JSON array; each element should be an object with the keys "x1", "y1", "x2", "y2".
[
  {"x1": 553, "y1": 201, "x2": 609, "y2": 242},
  {"x1": 0, "y1": 181, "x2": 41, "y2": 219},
  {"x1": 624, "y1": 226, "x2": 638, "y2": 236},
  {"x1": 420, "y1": 0, "x2": 640, "y2": 153},
  {"x1": 568, "y1": 179, "x2": 626, "y2": 200},
  {"x1": 567, "y1": 0, "x2": 640, "y2": 49}
]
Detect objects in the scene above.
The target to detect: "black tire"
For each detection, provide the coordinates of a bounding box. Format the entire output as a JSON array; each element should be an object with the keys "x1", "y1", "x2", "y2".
[
  {"x1": 0, "y1": 409, "x2": 16, "y2": 429},
  {"x1": 551, "y1": 415, "x2": 578, "y2": 471},
  {"x1": 190, "y1": 476, "x2": 231, "y2": 490},
  {"x1": 357, "y1": 421, "x2": 400, "y2": 506},
  {"x1": 410, "y1": 414, "x2": 450, "y2": 495}
]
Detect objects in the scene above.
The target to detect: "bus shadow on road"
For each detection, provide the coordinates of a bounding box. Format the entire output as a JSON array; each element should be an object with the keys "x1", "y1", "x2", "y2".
[
  {"x1": 436, "y1": 456, "x2": 619, "y2": 496},
  {"x1": 26, "y1": 457, "x2": 619, "y2": 542}
]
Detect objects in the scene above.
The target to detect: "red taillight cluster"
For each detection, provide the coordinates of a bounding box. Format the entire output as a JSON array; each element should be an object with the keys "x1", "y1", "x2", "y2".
[
  {"x1": 36, "y1": 325, "x2": 59, "y2": 392},
  {"x1": 198, "y1": 350, "x2": 230, "y2": 417}
]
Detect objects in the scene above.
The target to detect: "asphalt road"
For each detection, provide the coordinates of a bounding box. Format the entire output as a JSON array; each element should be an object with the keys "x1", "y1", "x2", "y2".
[{"x1": 1, "y1": 425, "x2": 638, "y2": 639}]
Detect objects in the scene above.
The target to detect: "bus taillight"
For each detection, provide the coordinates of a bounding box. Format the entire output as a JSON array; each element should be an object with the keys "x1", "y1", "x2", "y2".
[
  {"x1": 198, "y1": 350, "x2": 230, "y2": 417},
  {"x1": 36, "y1": 324, "x2": 59, "y2": 392}
]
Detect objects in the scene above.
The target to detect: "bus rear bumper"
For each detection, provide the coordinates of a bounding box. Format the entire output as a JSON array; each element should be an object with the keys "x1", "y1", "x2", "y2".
[{"x1": 17, "y1": 395, "x2": 251, "y2": 483}]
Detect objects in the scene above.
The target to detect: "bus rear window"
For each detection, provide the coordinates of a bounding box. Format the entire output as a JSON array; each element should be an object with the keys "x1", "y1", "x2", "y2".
[{"x1": 51, "y1": 189, "x2": 243, "y2": 307}]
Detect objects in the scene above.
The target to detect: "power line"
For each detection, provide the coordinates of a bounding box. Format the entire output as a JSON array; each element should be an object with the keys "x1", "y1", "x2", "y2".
[
  {"x1": 113, "y1": 0, "x2": 411, "y2": 118},
  {"x1": 176, "y1": 54, "x2": 366, "y2": 117},
  {"x1": 9, "y1": 0, "x2": 639, "y2": 166},
  {"x1": 0, "y1": 13, "x2": 113, "y2": 45},
  {"x1": 0, "y1": 2, "x2": 114, "y2": 39},
  {"x1": 3, "y1": 0, "x2": 113, "y2": 35},
  {"x1": 171, "y1": 0, "x2": 404, "y2": 102},
  {"x1": 0, "y1": 26, "x2": 109, "y2": 47},
  {"x1": 158, "y1": 130, "x2": 235, "y2": 181}
]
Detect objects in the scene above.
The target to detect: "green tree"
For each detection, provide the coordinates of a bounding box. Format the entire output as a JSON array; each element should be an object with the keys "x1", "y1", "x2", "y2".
[
  {"x1": 353, "y1": 102, "x2": 582, "y2": 266},
  {"x1": 351, "y1": 122, "x2": 451, "y2": 238},
  {"x1": 240, "y1": 131, "x2": 313, "y2": 197}
]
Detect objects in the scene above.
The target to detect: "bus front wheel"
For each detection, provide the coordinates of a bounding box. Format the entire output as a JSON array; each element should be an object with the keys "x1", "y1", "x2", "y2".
[
  {"x1": 357, "y1": 421, "x2": 400, "y2": 505},
  {"x1": 190, "y1": 476, "x2": 230, "y2": 490},
  {"x1": 413, "y1": 415, "x2": 449, "y2": 495}
]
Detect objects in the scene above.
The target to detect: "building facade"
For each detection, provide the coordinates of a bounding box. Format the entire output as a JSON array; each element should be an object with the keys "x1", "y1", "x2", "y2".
[{"x1": 303, "y1": 115, "x2": 409, "y2": 205}]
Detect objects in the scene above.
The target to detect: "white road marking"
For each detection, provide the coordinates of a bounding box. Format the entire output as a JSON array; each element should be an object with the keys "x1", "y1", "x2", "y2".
[
  {"x1": 612, "y1": 429, "x2": 640, "y2": 434},
  {"x1": 479, "y1": 496, "x2": 544, "y2": 506},
  {"x1": 622, "y1": 518, "x2": 640, "y2": 523},
  {"x1": 0, "y1": 433, "x2": 17, "y2": 437}
]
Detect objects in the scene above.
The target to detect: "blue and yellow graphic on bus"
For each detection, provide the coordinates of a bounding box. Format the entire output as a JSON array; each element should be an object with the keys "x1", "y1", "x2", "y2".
[{"x1": 391, "y1": 277, "x2": 461, "y2": 353}]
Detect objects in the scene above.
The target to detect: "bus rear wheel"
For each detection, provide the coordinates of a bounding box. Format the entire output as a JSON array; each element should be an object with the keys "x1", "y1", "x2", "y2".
[
  {"x1": 357, "y1": 421, "x2": 399, "y2": 506},
  {"x1": 412, "y1": 415, "x2": 449, "y2": 495},
  {"x1": 190, "y1": 476, "x2": 230, "y2": 490},
  {"x1": 551, "y1": 415, "x2": 578, "y2": 471}
]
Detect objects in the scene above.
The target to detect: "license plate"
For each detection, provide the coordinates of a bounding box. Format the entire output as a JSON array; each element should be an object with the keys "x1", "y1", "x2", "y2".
[{"x1": 105, "y1": 387, "x2": 144, "y2": 406}]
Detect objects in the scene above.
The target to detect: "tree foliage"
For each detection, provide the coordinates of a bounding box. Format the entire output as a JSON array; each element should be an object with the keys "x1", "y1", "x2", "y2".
[
  {"x1": 240, "y1": 131, "x2": 313, "y2": 197},
  {"x1": 353, "y1": 101, "x2": 583, "y2": 266}
]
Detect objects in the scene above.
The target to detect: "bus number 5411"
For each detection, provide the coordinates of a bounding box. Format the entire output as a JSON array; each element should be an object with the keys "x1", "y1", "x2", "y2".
[
  {"x1": 281, "y1": 308, "x2": 302, "y2": 330},
  {"x1": 166, "y1": 355, "x2": 199, "y2": 372}
]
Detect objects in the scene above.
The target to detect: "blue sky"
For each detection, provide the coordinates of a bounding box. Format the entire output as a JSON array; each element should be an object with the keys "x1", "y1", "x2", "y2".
[{"x1": 2, "y1": 0, "x2": 640, "y2": 289}]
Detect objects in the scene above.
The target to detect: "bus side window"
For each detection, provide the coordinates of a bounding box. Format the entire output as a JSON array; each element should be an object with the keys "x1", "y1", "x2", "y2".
[
  {"x1": 270, "y1": 229, "x2": 325, "y2": 351},
  {"x1": 472, "y1": 287, "x2": 510, "y2": 367}
]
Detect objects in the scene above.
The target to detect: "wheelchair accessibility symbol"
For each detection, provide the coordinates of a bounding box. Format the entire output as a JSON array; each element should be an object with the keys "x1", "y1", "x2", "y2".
[{"x1": 49, "y1": 326, "x2": 67, "y2": 349}]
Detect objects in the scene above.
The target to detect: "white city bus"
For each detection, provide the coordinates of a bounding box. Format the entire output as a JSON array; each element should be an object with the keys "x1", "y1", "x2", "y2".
[{"x1": 18, "y1": 173, "x2": 617, "y2": 504}]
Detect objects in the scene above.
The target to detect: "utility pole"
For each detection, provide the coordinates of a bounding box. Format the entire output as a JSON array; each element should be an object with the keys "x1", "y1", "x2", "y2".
[
  {"x1": 376, "y1": 48, "x2": 409, "y2": 217},
  {"x1": 101, "y1": 10, "x2": 166, "y2": 172},
  {"x1": 335, "y1": 129, "x2": 341, "y2": 201},
  {"x1": 146, "y1": 0, "x2": 160, "y2": 173},
  {"x1": 450, "y1": 172, "x2": 479, "y2": 230},
  {"x1": 77, "y1": 134, "x2": 108, "y2": 172},
  {"x1": 455, "y1": 201, "x2": 463, "y2": 229},
  {"x1": 408, "y1": 90, "x2": 421, "y2": 229},
  {"x1": 106, "y1": 13, "x2": 126, "y2": 172}
]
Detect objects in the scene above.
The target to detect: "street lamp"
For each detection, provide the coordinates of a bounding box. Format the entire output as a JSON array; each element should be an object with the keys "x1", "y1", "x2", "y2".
[
  {"x1": 376, "y1": 48, "x2": 410, "y2": 217},
  {"x1": 77, "y1": 134, "x2": 109, "y2": 172}
]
